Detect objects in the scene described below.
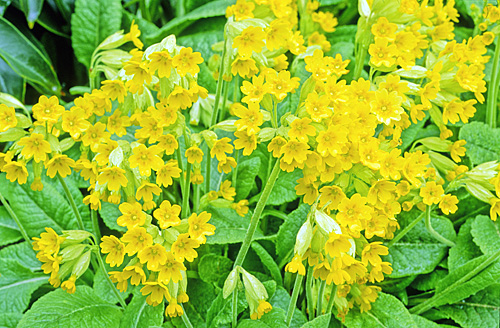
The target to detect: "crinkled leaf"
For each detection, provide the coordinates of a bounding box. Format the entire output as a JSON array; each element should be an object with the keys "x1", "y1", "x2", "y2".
[
  {"x1": 410, "y1": 315, "x2": 441, "y2": 328},
  {"x1": 198, "y1": 253, "x2": 233, "y2": 286},
  {"x1": 119, "y1": 289, "x2": 163, "y2": 328},
  {"x1": 0, "y1": 15, "x2": 60, "y2": 94},
  {"x1": 411, "y1": 269, "x2": 448, "y2": 292},
  {"x1": 269, "y1": 286, "x2": 308, "y2": 328},
  {"x1": 471, "y1": 215, "x2": 500, "y2": 256},
  {"x1": 438, "y1": 285, "x2": 500, "y2": 328},
  {"x1": 0, "y1": 313, "x2": 23, "y2": 328},
  {"x1": 0, "y1": 241, "x2": 40, "y2": 271},
  {"x1": 266, "y1": 169, "x2": 302, "y2": 206},
  {"x1": 187, "y1": 279, "x2": 217, "y2": 319},
  {"x1": 0, "y1": 206, "x2": 22, "y2": 246},
  {"x1": 301, "y1": 314, "x2": 332, "y2": 327},
  {"x1": 251, "y1": 242, "x2": 282, "y2": 286},
  {"x1": 206, "y1": 289, "x2": 248, "y2": 328},
  {"x1": 18, "y1": 286, "x2": 123, "y2": 327},
  {"x1": 100, "y1": 202, "x2": 127, "y2": 232},
  {"x1": 384, "y1": 210, "x2": 456, "y2": 278},
  {"x1": 448, "y1": 219, "x2": 482, "y2": 271},
  {"x1": 276, "y1": 204, "x2": 310, "y2": 263},
  {"x1": 0, "y1": 259, "x2": 46, "y2": 314},
  {"x1": 94, "y1": 269, "x2": 133, "y2": 305},
  {"x1": 71, "y1": 0, "x2": 122, "y2": 67},
  {"x1": 205, "y1": 206, "x2": 265, "y2": 244},
  {"x1": 232, "y1": 157, "x2": 260, "y2": 201},
  {"x1": 459, "y1": 122, "x2": 500, "y2": 165},
  {"x1": 344, "y1": 293, "x2": 418, "y2": 328}
]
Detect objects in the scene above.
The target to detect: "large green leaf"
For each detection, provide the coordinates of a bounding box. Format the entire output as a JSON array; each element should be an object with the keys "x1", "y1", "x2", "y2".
[
  {"x1": 471, "y1": 215, "x2": 500, "y2": 256},
  {"x1": 459, "y1": 122, "x2": 500, "y2": 165},
  {"x1": 275, "y1": 204, "x2": 310, "y2": 265},
  {"x1": 344, "y1": 293, "x2": 418, "y2": 328},
  {"x1": 300, "y1": 314, "x2": 331, "y2": 327},
  {"x1": 100, "y1": 202, "x2": 127, "y2": 232},
  {"x1": 266, "y1": 169, "x2": 302, "y2": 206},
  {"x1": 438, "y1": 285, "x2": 500, "y2": 328},
  {"x1": 268, "y1": 286, "x2": 308, "y2": 328},
  {"x1": 0, "y1": 313, "x2": 23, "y2": 328},
  {"x1": 0, "y1": 173, "x2": 91, "y2": 237},
  {"x1": 205, "y1": 206, "x2": 265, "y2": 244},
  {"x1": 0, "y1": 16, "x2": 60, "y2": 94},
  {"x1": 206, "y1": 290, "x2": 248, "y2": 328},
  {"x1": 384, "y1": 210, "x2": 456, "y2": 278},
  {"x1": 0, "y1": 241, "x2": 40, "y2": 271},
  {"x1": 0, "y1": 58, "x2": 24, "y2": 100},
  {"x1": 71, "y1": 0, "x2": 122, "y2": 68},
  {"x1": 17, "y1": 286, "x2": 123, "y2": 327},
  {"x1": 0, "y1": 259, "x2": 46, "y2": 314},
  {"x1": 198, "y1": 253, "x2": 233, "y2": 286},
  {"x1": 94, "y1": 269, "x2": 133, "y2": 305},
  {"x1": 448, "y1": 219, "x2": 482, "y2": 271},
  {"x1": 232, "y1": 157, "x2": 260, "y2": 201},
  {"x1": 251, "y1": 242, "x2": 282, "y2": 286},
  {"x1": 0, "y1": 206, "x2": 22, "y2": 246},
  {"x1": 119, "y1": 289, "x2": 163, "y2": 328},
  {"x1": 146, "y1": 0, "x2": 234, "y2": 43}
]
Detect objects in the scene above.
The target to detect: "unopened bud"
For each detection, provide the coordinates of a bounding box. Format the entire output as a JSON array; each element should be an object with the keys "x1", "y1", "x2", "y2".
[
  {"x1": 223, "y1": 267, "x2": 239, "y2": 299},
  {"x1": 240, "y1": 267, "x2": 268, "y2": 301},
  {"x1": 60, "y1": 244, "x2": 86, "y2": 262},
  {"x1": 61, "y1": 230, "x2": 93, "y2": 245},
  {"x1": 72, "y1": 250, "x2": 91, "y2": 278},
  {"x1": 314, "y1": 210, "x2": 342, "y2": 235},
  {"x1": 465, "y1": 181, "x2": 495, "y2": 203}
]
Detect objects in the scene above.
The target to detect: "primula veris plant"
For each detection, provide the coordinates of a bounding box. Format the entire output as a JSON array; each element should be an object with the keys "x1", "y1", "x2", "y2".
[{"x1": 1, "y1": 0, "x2": 500, "y2": 327}]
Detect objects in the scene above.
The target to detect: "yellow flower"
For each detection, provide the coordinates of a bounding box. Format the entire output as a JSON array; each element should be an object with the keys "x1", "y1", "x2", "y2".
[
  {"x1": 172, "y1": 47, "x2": 203, "y2": 77},
  {"x1": 157, "y1": 134, "x2": 179, "y2": 155},
  {"x1": 307, "y1": 31, "x2": 331, "y2": 52},
  {"x1": 226, "y1": 0, "x2": 254, "y2": 21},
  {"x1": 295, "y1": 175, "x2": 319, "y2": 205},
  {"x1": 490, "y1": 198, "x2": 500, "y2": 221},
  {"x1": 138, "y1": 244, "x2": 168, "y2": 271},
  {"x1": 32, "y1": 95, "x2": 65, "y2": 123},
  {"x1": 233, "y1": 103, "x2": 263, "y2": 135},
  {"x1": 166, "y1": 299, "x2": 184, "y2": 318},
  {"x1": 267, "y1": 136, "x2": 286, "y2": 158},
  {"x1": 101, "y1": 80, "x2": 127, "y2": 103},
  {"x1": 97, "y1": 167, "x2": 127, "y2": 191},
  {"x1": 371, "y1": 89, "x2": 404, "y2": 125},
  {"x1": 109, "y1": 271, "x2": 128, "y2": 292},
  {"x1": 125, "y1": 20, "x2": 143, "y2": 49},
  {"x1": 311, "y1": 11, "x2": 337, "y2": 32},
  {"x1": 129, "y1": 144, "x2": 163, "y2": 176},
  {"x1": 185, "y1": 146, "x2": 204, "y2": 164},
  {"x1": 0, "y1": 104, "x2": 17, "y2": 132},
  {"x1": 124, "y1": 60, "x2": 152, "y2": 85},
  {"x1": 231, "y1": 199, "x2": 249, "y2": 217},
  {"x1": 158, "y1": 252, "x2": 186, "y2": 284},
  {"x1": 210, "y1": 137, "x2": 234, "y2": 161},
  {"x1": 281, "y1": 140, "x2": 309, "y2": 164},
  {"x1": 140, "y1": 281, "x2": 170, "y2": 306},
  {"x1": 288, "y1": 117, "x2": 315, "y2": 143},
  {"x1": 154, "y1": 200, "x2": 182, "y2": 229},
  {"x1": 121, "y1": 226, "x2": 153, "y2": 256},
  {"x1": 167, "y1": 86, "x2": 193, "y2": 110},
  {"x1": 420, "y1": 181, "x2": 445, "y2": 205},
  {"x1": 231, "y1": 56, "x2": 259, "y2": 78},
  {"x1": 61, "y1": 274, "x2": 77, "y2": 294},
  {"x1": 100, "y1": 235, "x2": 125, "y2": 267},
  {"x1": 149, "y1": 51, "x2": 173, "y2": 78},
  {"x1": 443, "y1": 99, "x2": 476, "y2": 124},
  {"x1": 324, "y1": 233, "x2": 351, "y2": 258},
  {"x1": 233, "y1": 26, "x2": 265, "y2": 57},
  {"x1": 117, "y1": 202, "x2": 146, "y2": 228},
  {"x1": 266, "y1": 70, "x2": 300, "y2": 101},
  {"x1": 136, "y1": 182, "x2": 161, "y2": 210},
  {"x1": 188, "y1": 211, "x2": 215, "y2": 244},
  {"x1": 265, "y1": 19, "x2": 291, "y2": 51},
  {"x1": 316, "y1": 127, "x2": 348, "y2": 157},
  {"x1": 171, "y1": 233, "x2": 200, "y2": 262},
  {"x1": 218, "y1": 156, "x2": 237, "y2": 173},
  {"x1": 240, "y1": 74, "x2": 268, "y2": 104},
  {"x1": 234, "y1": 130, "x2": 257, "y2": 156},
  {"x1": 337, "y1": 194, "x2": 372, "y2": 236},
  {"x1": 62, "y1": 108, "x2": 90, "y2": 138},
  {"x1": 17, "y1": 133, "x2": 51, "y2": 163},
  {"x1": 219, "y1": 180, "x2": 236, "y2": 201},
  {"x1": 81, "y1": 122, "x2": 111, "y2": 152},
  {"x1": 450, "y1": 140, "x2": 466, "y2": 163},
  {"x1": 45, "y1": 154, "x2": 75, "y2": 178},
  {"x1": 135, "y1": 116, "x2": 163, "y2": 143},
  {"x1": 285, "y1": 254, "x2": 305, "y2": 275},
  {"x1": 122, "y1": 263, "x2": 146, "y2": 285},
  {"x1": 361, "y1": 242, "x2": 388, "y2": 266},
  {"x1": 369, "y1": 37, "x2": 397, "y2": 68},
  {"x1": 305, "y1": 91, "x2": 331, "y2": 122},
  {"x1": 371, "y1": 17, "x2": 398, "y2": 41},
  {"x1": 439, "y1": 194, "x2": 459, "y2": 215},
  {"x1": 319, "y1": 185, "x2": 346, "y2": 211},
  {"x1": 33, "y1": 227, "x2": 64, "y2": 255}
]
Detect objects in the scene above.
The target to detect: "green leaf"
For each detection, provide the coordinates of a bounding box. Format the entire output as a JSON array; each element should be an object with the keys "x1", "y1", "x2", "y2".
[
  {"x1": 0, "y1": 313, "x2": 23, "y2": 328},
  {"x1": 205, "y1": 206, "x2": 265, "y2": 244},
  {"x1": 384, "y1": 210, "x2": 456, "y2": 278},
  {"x1": 146, "y1": 0, "x2": 235, "y2": 43},
  {"x1": 120, "y1": 289, "x2": 163, "y2": 328},
  {"x1": 251, "y1": 242, "x2": 282, "y2": 286},
  {"x1": 187, "y1": 279, "x2": 217, "y2": 319},
  {"x1": 411, "y1": 269, "x2": 448, "y2": 292},
  {"x1": 344, "y1": 293, "x2": 418, "y2": 328},
  {"x1": 20, "y1": 0, "x2": 44, "y2": 27},
  {"x1": 276, "y1": 204, "x2": 310, "y2": 264},
  {"x1": 410, "y1": 315, "x2": 441, "y2": 328},
  {"x1": 232, "y1": 157, "x2": 260, "y2": 201},
  {"x1": 94, "y1": 269, "x2": 133, "y2": 305},
  {"x1": 0, "y1": 259, "x2": 46, "y2": 314},
  {"x1": 459, "y1": 122, "x2": 500, "y2": 165},
  {"x1": 301, "y1": 314, "x2": 331, "y2": 327},
  {"x1": 438, "y1": 285, "x2": 500, "y2": 328},
  {"x1": 0, "y1": 206, "x2": 22, "y2": 246},
  {"x1": 269, "y1": 286, "x2": 308, "y2": 328},
  {"x1": 18, "y1": 286, "x2": 123, "y2": 327},
  {"x1": 400, "y1": 113, "x2": 437, "y2": 151},
  {"x1": 326, "y1": 25, "x2": 357, "y2": 44},
  {"x1": 0, "y1": 241, "x2": 40, "y2": 271},
  {"x1": 266, "y1": 169, "x2": 302, "y2": 206},
  {"x1": 471, "y1": 215, "x2": 500, "y2": 256},
  {"x1": 0, "y1": 173, "x2": 90, "y2": 237},
  {"x1": 0, "y1": 58, "x2": 24, "y2": 100},
  {"x1": 206, "y1": 290, "x2": 248, "y2": 328},
  {"x1": 0, "y1": 15, "x2": 60, "y2": 94},
  {"x1": 100, "y1": 202, "x2": 127, "y2": 232},
  {"x1": 448, "y1": 218, "x2": 482, "y2": 271},
  {"x1": 71, "y1": 0, "x2": 122, "y2": 68},
  {"x1": 198, "y1": 253, "x2": 233, "y2": 286}
]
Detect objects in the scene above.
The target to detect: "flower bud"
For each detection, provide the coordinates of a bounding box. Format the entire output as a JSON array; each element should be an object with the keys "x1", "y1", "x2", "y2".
[
  {"x1": 240, "y1": 268, "x2": 268, "y2": 302},
  {"x1": 428, "y1": 151, "x2": 456, "y2": 173},
  {"x1": 60, "y1": 244, "x2": 86, "y2": 262},
  {"x1": 97, "y1": 31, "x2": 126, "y2": 50},
  {"x1": 223, "y1": 267, "x2": 239, "y2": 299},
  {"x1": 418, "y1": 137, "x2": 452, "y2": 152},
  {"x1": 72, "y1": 250, "x2": 91, "y2": 278},
  {"x1": 294, "y1": 220, "x2": 313, "y2": 257},
  {"x1": 466, "y1": 161, "x2": 498, "y2": 182},
  {"x1": 465, "y1": 181, "x2": 495, "y2": 203},
  {"x1": 214, "y1": 120, "x2": 238, "y2": 132},
  {"x1": 256, "y1": 128, "x2": 276, "y2": 143},
  {"x1": 201, "y1": 130, "x2": 218, "y2": 149},
  {"x1": 314, "y1": 210, "x2": 342, "y2": 235},
  {"x1": 61, "y1": 230, "x2": 93, "y2": 245}
]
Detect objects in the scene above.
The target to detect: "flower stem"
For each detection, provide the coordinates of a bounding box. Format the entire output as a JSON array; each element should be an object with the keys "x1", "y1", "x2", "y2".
[
  {"x1": 410, "y1": 247, "x2": 500, "y2": 315},
  {"x1": 386, "y1": 211, "x2": 426, "y2": 248},
  {"x1": 486, "y1": 34, "x2": 500, "y2": 129},
  {"x1": 233, "y1": 160, "x2": 281, "y2": 267},
  {"x1": 182, "y1": 163, "x2": 192, "y2": 218},
  {"x1": 424, "y1": 205, "x2": 455, "y2": 247},
  {"x1": 176, "y1": 147, "x2": 185, "y2": 196},
  {"x1": 353, "y1": 42, "x2": 368, "y2": 80},
  {"x1": 0, "y1": 190, "x2": 31, "y2": 244},
  {"x1": 316, "y1": 280, "x2": 326, "y2": 317},
  {"x1": 325, "y1": 283, "x2": 336, "y2": 314},
  {"x1": 285, "y1": 273, "x2": 304, "y2": 326},
  {"x1": 94, "y1": 248, "x2": 126, "y2": 307},
  {"x1": 57, "y1": 174, "x2": 85, "y2": 231},
  {"x1": 305, "y1": 266, "x2": 314, "y2": 320},
  {"x1": 231, "y1": 287, "x2": 238, "y2": 327},
  {"x1": 181, "y1": 306, "x2": 194, "y2": 328},
  {"x1": 231, "y1": 150, "x2": 240, "y2": 187},
  {"x1": 193, "y1": 184, "x2": 201, "y2": 213},
  {"x1": 91, "y1": 209, "x2": 101, "y2": 242}
]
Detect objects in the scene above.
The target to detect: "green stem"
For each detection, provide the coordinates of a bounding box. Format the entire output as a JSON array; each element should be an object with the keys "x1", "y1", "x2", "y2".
[
  {"x1": 486, "y1": 34, "x2": 500, "y2": 129},
  {"x1": 410, "y1": 247, "x2": 500, "y2": 315},
  {"x1": 206, "y1": 32, "x2": 228, "y2": 194},
  {"x1": 316, "y1": 280, "x2": 326, "y2": 317},
  {"x1": 181, "y1": 306, "x2": 194, "y2": 328},
  {"x1": 182, "y1": 163, "x2": 192, "y2": 218},
  {"x1": 91, "y1": 209, "x2": 101, "y2": 242},
  {"x1": 233, "y1": 160, "x2": 281, "y2": 267},
  {"x1": 0, "y1": 190, "x2": 31, "y2": 244},
  {"x1": 232, "y1": 150, "x2": 240, "y2": 187},
  {"x1": 193, "y1": 184, "x2": 201, "y2": 212},
  {"x1": 424, "y1": 205, "x2": 455, "y2": 247},
  {"x1": 176, "y1": 0, "x2": 185, "y2": 17},
  {"x1": 57, "y1": 174, "x2": 85, "y2": 231},
  {"x1": 95, "y1": 249, "x2": 126, "y2": 307},
  {"x1": 386, "y1": 211, "x2": 425, "y2": 248},
  {"x1": 353, "y1": 42, "x2": 368, "y2": 80},
  {"x1": 176, "y1": 147, "x2": 185, "y2": 196},
  {"x1": 305, "y1": 266, "x2": 314, "y2": 320},
  {"x1": 233, "y1": 75, "x2": 239, "y2": 103},
  {"x1": 285, "y1": 273, "x2": 304, "y2": 326},
  {"x1": 326, "y1": 284, "x2": 336, "y2": 314},
  {"x1": 220, "y1": 80, "x2": 230, "y2": 121},
  {"x1": 272, "y1": 99, "x2": 279, "y2": 128},
  {"x1": 231, "y1": 288, "x2": 238, "y2": 327}
]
